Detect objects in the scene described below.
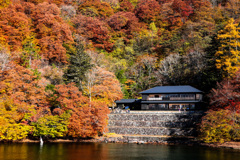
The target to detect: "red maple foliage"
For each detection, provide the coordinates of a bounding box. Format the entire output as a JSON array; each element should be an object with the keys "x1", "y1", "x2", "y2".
[
  {"x1": 135, "y1": 0, "x2": 162, "y2": 24},
  {"x1": 119, "y1": 0, "x2": 134, "y2": 12},
  {"x1": 72, "y1": 14, "x2": 112, "y2": 50},
  {"x1": 210, "y1": 70, "x2": 240, "y2": 112},
  {"x1": 172, "y1": 0, "x2": 194, "y2": 19},
  {"x1": 108, "y1": 12, "x2": 143, "y2": 40}
]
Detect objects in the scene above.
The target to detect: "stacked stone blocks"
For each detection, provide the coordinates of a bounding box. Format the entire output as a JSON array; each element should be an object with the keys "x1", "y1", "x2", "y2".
[{"x1": 108, "y1": 112, "x2": 203, "y2": 137}]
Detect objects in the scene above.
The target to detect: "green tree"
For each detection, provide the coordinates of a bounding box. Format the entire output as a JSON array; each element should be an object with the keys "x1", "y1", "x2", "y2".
[
  {"x1": 32, "y1": 111, "x2": 70, "y2": 138},
  {"x1": 21, "y1": 34, "x2": 40, "y2": 68},
  {"x1": 64, "y1": 41, "x2": 93, "y2": 90}
]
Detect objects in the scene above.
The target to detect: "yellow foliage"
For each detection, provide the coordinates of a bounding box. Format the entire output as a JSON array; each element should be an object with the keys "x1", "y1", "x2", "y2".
[
  {"x1": 199, "y1": 109, "x2": 240, "y2": 143},
  {"x1": 129, "y1": 0, "x2": 138, "y2": 6},
  {"x1": 0, "y1": 35, "x2": 9, "y2": 49},
  {"x1": 0, "y1": 97, "x2": 34, "y2": 141},
  {"x1": 0, "y1": 0, "x2": 11, "y2": 9},
  {"x1": 215, "y1": 18, "x2": 240, "y2": 78},
  {"x1": 0, "y1": 123, "x2": 32, "y2": 141}
]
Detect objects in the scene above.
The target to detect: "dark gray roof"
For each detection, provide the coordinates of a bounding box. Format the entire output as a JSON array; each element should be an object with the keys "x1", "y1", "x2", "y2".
[
  {"x1": 140, "y1": 85, "x2": 202, "y2": 94},
  {"x1": 115, "y1": 99, "x2": 141, "y2": 104}
]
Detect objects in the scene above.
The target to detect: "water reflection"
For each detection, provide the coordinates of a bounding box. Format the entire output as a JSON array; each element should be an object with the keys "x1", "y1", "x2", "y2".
[
  {"x1": 64, "y1": 143, "x2": 108, "y2": 160},
  {"x1": 0, "y1": 143, "x2": 240, "y2": 160}
]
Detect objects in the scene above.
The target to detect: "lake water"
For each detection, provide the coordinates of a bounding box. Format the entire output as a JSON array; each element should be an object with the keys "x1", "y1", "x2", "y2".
[{"x1": 0, "y1": 143, "x2": 240, "y2": 160}]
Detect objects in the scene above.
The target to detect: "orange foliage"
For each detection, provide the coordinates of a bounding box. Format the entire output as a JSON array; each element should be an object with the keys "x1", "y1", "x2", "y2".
[
  {"x1": 25, "y1": 0, "x2": 46, "y2": 4},
  {"x1": 0, "y1": 2, "x2": 73, "y2": 64},
  {"x1": 160, "y1": 2, "x2": 183, "y2": 30},
  {"x1": 0, "y1": 64, "x2": 48, "y2": 108},
  {"x1": 119, "y1": 0, "x2": 134, "y2": 12},
  {"x1": 23, "y1": 0, "x2": 64, "y2": 5},
  {"x1": 53, "y1": 83, "x2": 88, "y2": 111},
  {"x1": 186, "y1": 0, "x2": 211, "y2": 9},
  {"x1": 30, "y1": 2, "x2": 73, "y2": 63},
  {"x1": 78, "y1": 0, "x2": 114, "y2": 19},
  {"x1": 87, "y1": 67, "x2": 123, "y2": 106},
  {"x1": 67, "y1": 101, "x2": 109, "y2": 138},
  {"x1": 72, "y1": 15, "x2": 111, "y2": 50},
  {"x1": 48, "y1": 0, "x2": 64, "y2": 5},
  {"x1": 52, "y1": 82, "x2": 110, "y2": 137},
  {"x1": 0, "y1": 4, "x2": 31, "y2": 51}
]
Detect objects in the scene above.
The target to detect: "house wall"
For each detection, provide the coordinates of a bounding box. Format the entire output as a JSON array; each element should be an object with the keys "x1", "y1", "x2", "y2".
[
  {"x1": 142, "y1": 93, "x2": 202, "y2": 101},
  {"x1": 142, "y1": 95, "x2": 148, "y2": 100},
  {"x1": 141, "y1": 103, "x2": 197, "y2": 110}
]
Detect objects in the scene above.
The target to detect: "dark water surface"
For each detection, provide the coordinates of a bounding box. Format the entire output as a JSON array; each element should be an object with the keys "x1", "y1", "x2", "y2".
[{"x1": 0, "y1": 143, "x2": 240, "y2": 160}]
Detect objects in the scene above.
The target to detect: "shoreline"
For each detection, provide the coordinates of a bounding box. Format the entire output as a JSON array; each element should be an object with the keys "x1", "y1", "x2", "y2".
[{"x1": 1, "y1": 136, "x2": 240, "y2": 150}]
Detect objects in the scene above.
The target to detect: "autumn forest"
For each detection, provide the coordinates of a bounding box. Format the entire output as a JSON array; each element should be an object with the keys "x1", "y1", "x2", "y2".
[{"x1": 0, "y1": 0, "x2": 240, "y2": 143}]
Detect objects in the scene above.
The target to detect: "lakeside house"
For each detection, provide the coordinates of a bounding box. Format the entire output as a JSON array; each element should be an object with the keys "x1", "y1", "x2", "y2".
[{"x1": 115, "y1": 85, "x2": 203, "y2": 111}]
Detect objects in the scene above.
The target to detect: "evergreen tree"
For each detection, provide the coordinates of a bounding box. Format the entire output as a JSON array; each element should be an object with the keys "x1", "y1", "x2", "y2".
[{"x1": 64, "y1": 42, "x2": 93, "y2": 90}]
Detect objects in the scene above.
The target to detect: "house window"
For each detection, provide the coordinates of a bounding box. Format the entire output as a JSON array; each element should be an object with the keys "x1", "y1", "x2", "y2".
[
  {"x1": 142, "y1": 95, "x2": 148, "y2": 100},
  {"x1": 149, "y1": 95, "x2": 154, "y2": 98},
  {"x1": 169, "y1": 94, "x2": 180, "y2": 97},
  {"x1": 180, "y1": 94, "x2": 195, "y2": 98},
  {"x1": 146, "y1": 104, "x2": 168, "y2": 110},
  {"x1": 148, "y1": 94, "x2": 162, "y2": 100},
  {"x1": 141, "y1": 104, "x2": 148, "y2": 110},
  {"x1": 196, "y1": 94, "x2": 202, "y2": 100},
  {"x1": 189, "y1": 104, "x2": 195, "y2": 110},
  {"x1": 169, "y1": 104, "x2": 179, "y2": 110}
]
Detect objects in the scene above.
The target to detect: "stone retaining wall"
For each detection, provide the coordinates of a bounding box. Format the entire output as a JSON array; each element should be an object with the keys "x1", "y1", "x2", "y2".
[
  {"x1": 108, "y1": 111, "x2": 203, "y2": 137},
  {"x1": 109, "y1": 126, "x2": 195, "y2": 136},
  {"x1": 101, "y1": 136, "x2": 197, "y2": 144}
]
